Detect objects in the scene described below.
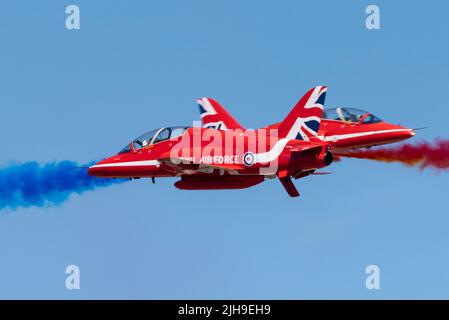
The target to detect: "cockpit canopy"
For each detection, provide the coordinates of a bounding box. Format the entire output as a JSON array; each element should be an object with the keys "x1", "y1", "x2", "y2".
[
  {"x1": 323, "y1": 107, "x2": 382, "y2": 124},
  {"x1": 118, "y1": 126, "x2": 189, "y2": 154}
]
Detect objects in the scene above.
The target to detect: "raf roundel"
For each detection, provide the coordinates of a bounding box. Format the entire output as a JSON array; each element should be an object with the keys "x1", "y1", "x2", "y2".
[{"x1": 243, "y1": 152, "x2": 255, "y2": 166}]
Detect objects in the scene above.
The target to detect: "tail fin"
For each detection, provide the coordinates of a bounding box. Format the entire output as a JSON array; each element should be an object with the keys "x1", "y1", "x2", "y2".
[
  {"x1": 197, "y1": 98, "x2": 245, "y2": 131},
  {"x1": 277, "y1": 86, "x2": 327, "y2": 141}
]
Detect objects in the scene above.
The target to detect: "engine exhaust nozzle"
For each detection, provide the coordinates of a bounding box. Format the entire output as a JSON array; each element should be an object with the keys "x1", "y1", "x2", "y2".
[{"x1": 324, "y1": 151, "x2": 333, "y2": 166}]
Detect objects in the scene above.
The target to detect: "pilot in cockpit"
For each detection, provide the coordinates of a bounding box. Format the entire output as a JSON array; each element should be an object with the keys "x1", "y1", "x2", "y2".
[
  {"x1": 118, "y1": 126, "x2": 189, "y2": 155},
  {"x1": 323, "y1": 107, "x2": 382, "y2": 124}
]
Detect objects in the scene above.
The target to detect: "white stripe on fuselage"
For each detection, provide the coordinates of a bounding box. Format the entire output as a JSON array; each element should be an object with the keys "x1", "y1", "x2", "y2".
[
  {"x1": 319, "y1": 129, "x2": 412, "y2": 142},
  {"x1": 253, "y1": 138, "x2": 291, "y2": 163},
  {"x1": 90, "y1": 160, "x2": 160, "y2": 168},
  {"x1": 91, "y1": 139, "x2": 292, "y2": 169}
]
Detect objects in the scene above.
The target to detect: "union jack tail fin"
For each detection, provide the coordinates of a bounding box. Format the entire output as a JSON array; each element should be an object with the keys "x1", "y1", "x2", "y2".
[
  {"x1": 197, "y1": 98, "x2": 245, "y2": 131},
  {"x1": 277, "y1": 86, "x2": 327, "y2": 141}
]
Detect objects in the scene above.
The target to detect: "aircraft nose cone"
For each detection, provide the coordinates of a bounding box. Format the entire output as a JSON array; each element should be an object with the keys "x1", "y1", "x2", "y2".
[
  {"x1": 398, "y1": 127, "x2": 416, "y2": 141},
  {"x1": 401, "y1": 127, "x2": 416, "y2": 137},
  {"x1": 384, "y1": 124, "x2": 416, "y2": 144}
]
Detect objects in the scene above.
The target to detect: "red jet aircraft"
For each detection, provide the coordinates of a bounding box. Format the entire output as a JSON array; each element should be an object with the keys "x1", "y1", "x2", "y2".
[
  {"x1": 198, "y1": 96, "x2": 416, "y2": 153},
  {"x1": 89, "y1": 86, "x2": 332, "y2": 197}
]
